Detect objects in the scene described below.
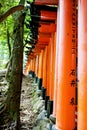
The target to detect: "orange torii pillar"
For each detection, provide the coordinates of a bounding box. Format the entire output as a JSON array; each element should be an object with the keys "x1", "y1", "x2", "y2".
[
  {"x1": 51, "y1": 7, "x2": 59, "y2": 124},
  {"x1": 24, "y1": 60, "x2": 30, "y2": 75},
  {"x1": 52, "y1": 33, "x2": 59, "y2": 124},
  {"x1": 30, "y1": 59, "x2": 34, "y2": 77},
  {"x1": 45, "y1": 33, "x2": 54, "y2": 115},
  {"x1": 45, "y1": 42, "x2": 51, "y2": 110},
  {"x1": 41, "y1": 46, "x2": 47, "y2": 100},
  {"x1": 43, "y1": 25, "x2": 56, "y2": 114},
  {"x1": 34, "y1": 55, "x2": 39, "y2": 84},
  {"x1": 37, "y1": 50, "x2": 43, "y2": 90},
  {"x1": 28, "y1": 58, "x2": 33, "y2": 77},
  {"x1": 78, "y1": 0, "x2": 87, "y2": 129},
  {"x1": 32, "y1": 58, "x2": 36, "y2": 78},
  {"x1": 56, "y1": 0, "x2": 77, "y2": 129},
  {"x1": 28, "y1": 59, "x2": 32, "y2": 76},
  {"x1": 50, "y1": 32, "x2": 58, "y2": 124},
  {"x1": 47, "y1": 32, "x2": 56, "y2": 118}
]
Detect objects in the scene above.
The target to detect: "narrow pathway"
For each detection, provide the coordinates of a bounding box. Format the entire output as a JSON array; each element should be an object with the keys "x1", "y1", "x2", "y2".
[{"x1": 20, "y1": 76, "x2": 49, "y2": 130}]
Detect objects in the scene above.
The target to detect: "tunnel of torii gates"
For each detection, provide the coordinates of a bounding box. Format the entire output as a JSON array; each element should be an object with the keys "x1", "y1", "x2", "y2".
[{"x1": 23, "y1": 0, "x2": 87, "y2": 130}]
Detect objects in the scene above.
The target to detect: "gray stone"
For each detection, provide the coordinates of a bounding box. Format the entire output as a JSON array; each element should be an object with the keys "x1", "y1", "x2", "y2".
[{"x1": 52, "y1": 125, "x2": 58, "y2": 130}]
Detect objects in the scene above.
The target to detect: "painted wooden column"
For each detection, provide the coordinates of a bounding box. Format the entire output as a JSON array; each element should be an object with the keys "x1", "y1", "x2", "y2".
[
  {"x1": 47, "y1": 32, "x2": 56, "y2": 118},
  {"x1": 78, "y1": 0, "x2": 87, "y2": 129},
  {"x1": 52, "y1": 7, "x2": 59, "y2": 122},
  {"x1": 46, "y1": 43, "x2": 50, "y2": 97},
  {"x1": 30, "y1": 59, "x2": 33, "y2": 76},
  {"x1": 56, "y1": 0, "x2": 77, "y2": 129},
  {"x1": 24, "y1": 60, "x2": 30, "y2": 75},
  {"x1": 52, "y1": 32, "x2": 59, "y2": 124},
  {"x1": 47, "y1": 35, "x2": 54, "y2": 118},
  {"x1": 35, "y1": 55, "x2": 39, "y2": 83},
  {"x1": 50, "y1": 33, "x2": 56, "y2": 102},
  {"x1": 32, "y1": 58, "x2": 35, "y2": 78},
  {"x1": 38, "y1": 50, "x2": 43, "y2": 90},
  {"x1": 42, "y1": 46, "x2": 47, "y2": 100},
  {"x1": 45, "y1": 44, "x2": 50, "y2": 110}
]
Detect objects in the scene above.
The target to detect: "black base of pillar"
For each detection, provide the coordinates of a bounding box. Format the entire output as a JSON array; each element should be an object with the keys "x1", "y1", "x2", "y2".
[
  {"x1": 38, "y1": 78, "x2": 42, "y2": 90},
  {"x1": 50, "y1": 114, "x2": 56, "y2": 124},
  {"x1": 29, "y1": 71, "x2": 35, "y2": 78},
  {"x1": 74, "y1": 126, "x2": 77, "y2": 130},
  {"x1": 47, "y1": 100, "x2": 53, "y2": 118},
  {"x1": 32, "y1": 71, "x2": 35, "y2": 78},
  {"x1": 41, "y1": 87, "x2": 46, "y2": 100},
  {"x1": 34, "y1": 73, "x2": 36, "y2": 80},
  {"x1": 45, "y1": 96, "x2": 49, "y2": 110},
  {"x1": 29, "y1": 70, "x2": 32, "y2": 75},
  {"x1": 35, "y1": 76, "x2": 38, "y2": 84}
]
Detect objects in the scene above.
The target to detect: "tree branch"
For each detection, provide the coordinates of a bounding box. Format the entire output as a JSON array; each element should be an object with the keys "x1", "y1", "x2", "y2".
[{"x1": 0, "y1": 5, "x2": 24, "y2": 23}]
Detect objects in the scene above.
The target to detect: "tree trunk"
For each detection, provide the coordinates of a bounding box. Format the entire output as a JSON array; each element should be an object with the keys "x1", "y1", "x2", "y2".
[
  {"x1": 6, "y1": 12, "x2": 25, "y2": 129},
  {"x1": 0, "y1": 5, "x2": 24, "y2": 23}
]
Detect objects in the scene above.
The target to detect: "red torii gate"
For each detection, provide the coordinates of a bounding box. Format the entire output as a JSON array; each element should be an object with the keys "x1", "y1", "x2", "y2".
[
  {"x1": 34, "y1": 0, "x2": 58, "y2": 5},
  {"x1": 24, "y1": 0, "x2": 83, "y2": 130},
  {"x1": 24, "y1": 6, "x2": 57, "y2": 118}
]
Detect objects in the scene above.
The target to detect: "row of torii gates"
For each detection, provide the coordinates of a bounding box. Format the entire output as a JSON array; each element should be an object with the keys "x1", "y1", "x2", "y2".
[{"x1": 24, "y1": 0, "x2": 87, "y2": 130}]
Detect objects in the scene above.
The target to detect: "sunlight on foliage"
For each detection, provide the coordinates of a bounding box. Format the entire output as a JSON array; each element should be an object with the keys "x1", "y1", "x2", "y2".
[{"x1": 0, "y1": 0, "x2": 19, "y2": 69}]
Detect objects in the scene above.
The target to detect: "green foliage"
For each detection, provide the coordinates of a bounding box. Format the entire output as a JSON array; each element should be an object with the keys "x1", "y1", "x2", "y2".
[
  {"x1": 0, "y1": 41, "x2": 9, "y2": 69},
  {"x1": 0, "y1": 0, "x2": 34, "y2": 69},
  {"x1": 0, "y1": 0, "x2": 19, "y2": 14},
  {"x1": 0, "y1": 0, "x2": 19, "y2": 69},
  {"x1": 24, "y1": 0, "x2": 33, "y2": 41},
  {"x1": 0, "y1": 16, "x2": 14, "y2": 69}
]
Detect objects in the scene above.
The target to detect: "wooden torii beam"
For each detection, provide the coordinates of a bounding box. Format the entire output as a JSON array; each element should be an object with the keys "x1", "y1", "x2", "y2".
[
  {"x1": 39, "y1": 23, "x2": 56, "y2": 33},
  {"x1": 34, "y1": 0, "x2": 58, "y2": 5},
  {"x1": 38, "y1": 37, "x2": 50, "y2": 43},
  {"x1": 40, "y1": 11, "x2": 57, "y2": 21}
]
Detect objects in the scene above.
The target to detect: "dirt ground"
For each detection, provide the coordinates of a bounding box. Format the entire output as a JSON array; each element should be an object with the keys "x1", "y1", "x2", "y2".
[
  {"x1": 20, "y1": 76, "x2": 37, "y2": 130},
  {"x1": 20, "y1": 76, "x2": 49, "y2": 130}
]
